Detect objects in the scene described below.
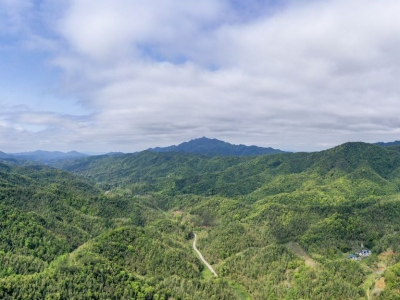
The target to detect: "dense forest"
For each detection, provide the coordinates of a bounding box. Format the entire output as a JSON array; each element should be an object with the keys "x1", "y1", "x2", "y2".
[{"x1": 1, "y1": 141, "x2": 400, "y2": 299}]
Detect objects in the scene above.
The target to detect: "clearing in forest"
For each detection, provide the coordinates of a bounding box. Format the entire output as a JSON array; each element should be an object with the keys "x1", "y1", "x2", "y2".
[{"x1": 285, "y1": 241, "x2": 318, "y2": 268}]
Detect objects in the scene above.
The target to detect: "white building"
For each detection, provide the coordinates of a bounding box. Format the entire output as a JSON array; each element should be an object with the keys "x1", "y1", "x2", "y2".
[{"x1": 359, "y1": 249, "x2": 372, "y2": 257}]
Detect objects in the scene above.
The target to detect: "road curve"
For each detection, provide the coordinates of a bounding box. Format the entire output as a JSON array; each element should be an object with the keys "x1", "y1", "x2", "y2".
[{"x1": 193, "y1": 233, "x2": 218, "y2": 277}]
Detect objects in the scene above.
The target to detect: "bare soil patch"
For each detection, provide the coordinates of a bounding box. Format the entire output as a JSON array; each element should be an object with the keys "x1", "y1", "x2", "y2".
[
  {"x1": 285, "y1": 241, "x2": 318, "y2": 268},
  {"x1": 375, "y1": 277, "x2": 386, "y2": 290}
]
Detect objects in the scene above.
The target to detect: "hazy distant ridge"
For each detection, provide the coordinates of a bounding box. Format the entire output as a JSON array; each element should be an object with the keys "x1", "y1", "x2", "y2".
[
  {"x1": 375, "y1": 140, "x2": 400, "y2": 147},
  {"x1": 8, "y1": 150, "x2": 88, "y2": 164},
  {"x1": 0, "y1": 151, "x2": 14, "y2": 159}
]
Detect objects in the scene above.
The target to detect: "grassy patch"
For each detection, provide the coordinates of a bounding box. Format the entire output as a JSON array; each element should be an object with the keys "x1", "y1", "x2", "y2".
[
  {"x1": 201, "y1": 266, "x2": 214, "y2": 280},
  {"x1": 227, "y1": 280, "x2": 253, "y2": 300}
]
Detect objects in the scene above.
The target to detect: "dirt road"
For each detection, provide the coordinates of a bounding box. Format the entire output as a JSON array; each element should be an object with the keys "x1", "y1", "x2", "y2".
[{"x1": 193, "y1": 233, "x2": 218, "y2": 277}]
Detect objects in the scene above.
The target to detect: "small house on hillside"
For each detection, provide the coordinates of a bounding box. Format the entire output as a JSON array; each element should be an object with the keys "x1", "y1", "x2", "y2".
[
  {"x1": 348, "y1": 254, "x2": 361, "y2": 261},
  {"x1": 359, "y1": 249, "x2": 372, "y2": 257}
]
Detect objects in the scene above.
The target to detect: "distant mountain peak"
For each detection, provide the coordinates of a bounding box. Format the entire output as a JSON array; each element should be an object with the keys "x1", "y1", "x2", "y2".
[{"x1": 149, "y1": 137, "x2": 285, "y2": 156}]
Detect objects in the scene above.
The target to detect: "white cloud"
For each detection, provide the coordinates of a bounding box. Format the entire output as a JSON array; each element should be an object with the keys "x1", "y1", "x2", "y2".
[
  {"x1": 2, "y1": 0, "x2": 400, "y2": 152},
  {"x1": 58, "y1": 0, "x2": 227, "y2": 61}
]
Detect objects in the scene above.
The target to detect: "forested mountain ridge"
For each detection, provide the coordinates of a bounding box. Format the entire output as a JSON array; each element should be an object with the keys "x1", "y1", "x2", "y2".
[
  {"x1": 57, "y1": 142, "x2": 400, "y2": 199},
  {"x1": 2, "y1": 142, "x2": 400, "y2": 298},
  {"x1": 149, "y1": 136, "x2": 285, "y2": 156}
]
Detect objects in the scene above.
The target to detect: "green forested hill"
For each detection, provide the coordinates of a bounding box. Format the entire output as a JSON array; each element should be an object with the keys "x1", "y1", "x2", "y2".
[{"x1": 2, "y1": 142, "x2": 400, "y2": 299}]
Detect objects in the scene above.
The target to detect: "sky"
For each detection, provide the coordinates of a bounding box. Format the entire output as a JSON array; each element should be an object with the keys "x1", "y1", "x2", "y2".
[{"x1": 1, "y1": 0, "x2": 400, "y2": 153}]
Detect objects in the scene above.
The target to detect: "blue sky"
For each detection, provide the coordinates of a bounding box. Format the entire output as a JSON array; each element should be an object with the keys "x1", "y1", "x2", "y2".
[{"x1": 1, "y1": 0, "x2": 400, "y2": 152}]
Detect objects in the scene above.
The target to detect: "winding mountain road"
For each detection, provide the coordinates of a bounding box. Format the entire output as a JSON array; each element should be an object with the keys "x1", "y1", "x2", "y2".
[{"x1": 193, "y1": 233, "x2": 218, "y2": 277}]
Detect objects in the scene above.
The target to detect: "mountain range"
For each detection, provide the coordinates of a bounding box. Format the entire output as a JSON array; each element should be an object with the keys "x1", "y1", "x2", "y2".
[
  {"x1": 1, "y1": 139, "x2": 400, "y2": 298},
  {"x1": 0, "y1": 137, "x2": 283, "y2": 166},
  {"x1": 2, "y1": 137, "x2": 400, "y2": 166},
  {"x1": 0, "y1": 150, "x2": 88, "y2": 164},
  {"x1": 10, "y1": 150, "x2": 88, "y2": 164}
]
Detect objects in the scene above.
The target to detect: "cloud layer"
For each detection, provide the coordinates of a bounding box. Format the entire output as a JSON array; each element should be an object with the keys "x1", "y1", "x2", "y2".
[{"x1": 1, "y1": 0, "x2": 400, "y2": 152}]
